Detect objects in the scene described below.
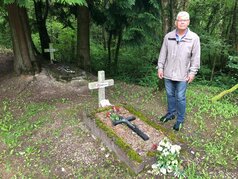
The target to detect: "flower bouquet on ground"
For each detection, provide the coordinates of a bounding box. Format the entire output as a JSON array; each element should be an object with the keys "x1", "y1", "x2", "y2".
[
  {"x1": 149, "y1": 137, "x2": 185, "y2": 178},
  {"x1": 106, "y1": 106, "x2": 121, "y2": 124}
]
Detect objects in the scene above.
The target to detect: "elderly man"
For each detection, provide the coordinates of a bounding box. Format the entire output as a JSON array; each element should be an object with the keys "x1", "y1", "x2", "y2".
[{"x1": 157, "y1": 11, "x2": 201, "y2": 131}]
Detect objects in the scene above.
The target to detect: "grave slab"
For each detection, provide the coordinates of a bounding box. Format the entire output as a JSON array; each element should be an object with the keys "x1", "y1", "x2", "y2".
[{"x1": 83, "y1": 105, "x2": 166, "y2": 174}]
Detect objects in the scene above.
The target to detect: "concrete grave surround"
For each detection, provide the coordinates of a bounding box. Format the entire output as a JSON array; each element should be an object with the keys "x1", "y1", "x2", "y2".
[{"x1": 83, "y1": 107, "x2": 166, "y2": 174}]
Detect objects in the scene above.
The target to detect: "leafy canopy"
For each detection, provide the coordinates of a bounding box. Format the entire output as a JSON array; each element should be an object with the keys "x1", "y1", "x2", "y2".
[{"x1": 2, "y1": 0, "x2": 86, "y2": 7}]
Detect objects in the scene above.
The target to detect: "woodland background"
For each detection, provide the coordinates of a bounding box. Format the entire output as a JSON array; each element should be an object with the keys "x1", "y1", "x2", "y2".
[{"x1": 0, "y1": 0, "x2": 237, "y2": 88}]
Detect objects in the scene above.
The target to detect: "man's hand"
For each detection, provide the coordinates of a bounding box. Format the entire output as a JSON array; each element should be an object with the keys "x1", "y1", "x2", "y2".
[
  {"x1": 158, "y1": 69, "x2": 164, "y2": 79},
  {"x1": 186, "y1": 74, "x2": 195, "y2": 83}
]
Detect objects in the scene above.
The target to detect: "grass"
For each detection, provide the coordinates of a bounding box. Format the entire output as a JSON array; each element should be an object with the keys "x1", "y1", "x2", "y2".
[{"x1": 0, "y1": 81, "x2": 237, "y2": 178}]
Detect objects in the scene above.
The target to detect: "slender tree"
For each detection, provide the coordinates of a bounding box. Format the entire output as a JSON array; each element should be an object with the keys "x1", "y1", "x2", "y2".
[{"x1": 33, "y1": 0, "x2": 50, "y2": 60}]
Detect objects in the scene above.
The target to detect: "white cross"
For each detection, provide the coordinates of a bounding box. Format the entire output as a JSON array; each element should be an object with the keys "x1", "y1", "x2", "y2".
[
  {"x1": 44, "y1": 43, "x2": 57, "y2": 64},
  {"x1": 88, "y1": 71, "x2": 114, "y2": 107}
]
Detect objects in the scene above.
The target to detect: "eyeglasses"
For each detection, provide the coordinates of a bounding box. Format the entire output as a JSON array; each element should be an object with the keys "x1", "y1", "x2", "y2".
[{"x1": 176, "y1": 19, "x2": 189, "y2": 22}]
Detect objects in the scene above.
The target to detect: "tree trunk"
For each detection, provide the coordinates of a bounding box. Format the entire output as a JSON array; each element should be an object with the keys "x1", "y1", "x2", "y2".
[
  {"x1": 210, "y1": 54, "x2": 216, "y2": 81},
  {"x1": 160, "y1": 0, "x2": 172, "y2": 35},
  {"x1": 205, "y1": 4, "x2": 219, "y2": 33},
  {"x1": 114, "y1": 30, "x2": 122, "y2": 74},
  {"x1": 77, "y1": 5, "x2": 91, "y2": 71},
  {"x1": 229, "y1": 0, "x2": 238, "y2": 51},
  {"x1": 7, "y1": 3, "x2": 39, "y2": 75},
  {"x1": 102, "y1": 27, "x2": 107, "y2": 50},
  {"x1": 33, "y1": 0, "x2": 50, "y2": 60},
  {"x1": 174, "y1": 0, "x2": 189, "y2": 14},
  {"x1": 107, "y1": 31, "x2": 113, "y2": 73},
  {"x1": 160, "y1": 0, "x2": 189, "y2": 36}
]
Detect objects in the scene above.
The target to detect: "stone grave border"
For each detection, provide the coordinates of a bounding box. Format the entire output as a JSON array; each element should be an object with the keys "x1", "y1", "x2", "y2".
[{"x1": 83, "y1": 104, "x2": 182, "y2": 174}]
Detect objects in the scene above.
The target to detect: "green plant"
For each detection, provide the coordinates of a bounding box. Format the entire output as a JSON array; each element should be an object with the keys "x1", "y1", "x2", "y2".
[
  {"x1": 227, "y1": 55, "x2": 238, "y2": 71},
  {"x1": 138, "y1": 65, "x2": 159, "y2": 90},
  {"x1": 0, "y1": 101, "x2": 14, "y2": 132},
  {"x1": 106, "y1": 106, "x2": 121, "y2": 122}
]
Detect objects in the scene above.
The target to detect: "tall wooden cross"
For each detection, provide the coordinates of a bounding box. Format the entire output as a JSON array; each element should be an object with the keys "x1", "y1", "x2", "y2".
[
  {"x1": 88, "y1": 71, "x2": 114, "y2": 107},
  {"x1": 44, "y1": 43, "x2": 57, "y2": 64}
]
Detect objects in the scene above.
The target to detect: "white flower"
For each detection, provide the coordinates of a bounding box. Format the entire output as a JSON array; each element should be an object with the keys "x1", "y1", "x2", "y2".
[
  {"x1": 167, "y1": 166, "x2": 173, "y2": 173},
  {"x1": 159, "y1": 138, "x2": 172, "y2": 149},
  {"x1": 171, "y1": 160, "x2": 178, "y2": 166},
  {"x1": 164, "y1": 141, "x2": 172, "y2": 149},
  {"x1": 160, "y1": 167, "x2": 167, "y2": 175},
  {"x1": 170, "y1": 145, "x2": 181, "y2": 154},
  {"x1": 159, "y1": 139, "x2": 166, "y2": 147},
  {"x1": 151, "y1": 138, "x2": 183, "y2": 176},
  {"x1": 151, "y1": 163, "x2": 159, "y2": 169},
  {"x1": 162, "y1": 150, "x2": 170, "y2": 156},
  {"x1": 157, "y1": 146, "x2": 163, "y2": 152}
]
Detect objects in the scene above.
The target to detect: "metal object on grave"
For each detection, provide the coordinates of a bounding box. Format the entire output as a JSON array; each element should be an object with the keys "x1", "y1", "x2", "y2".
[{"x1": 112, "y1": 115, "x2": 149, "y2": 141}]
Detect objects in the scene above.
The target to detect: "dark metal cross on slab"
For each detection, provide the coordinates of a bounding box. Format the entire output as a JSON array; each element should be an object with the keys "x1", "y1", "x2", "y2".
[{"x1": 112, "y1": 116, "x2": 149, "y2": 141}]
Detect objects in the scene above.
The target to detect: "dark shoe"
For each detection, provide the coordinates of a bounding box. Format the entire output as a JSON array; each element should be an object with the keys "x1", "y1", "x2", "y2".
[
  {"x1": 160, "y1": 114, "x2": 175, "y2": 123},
  {"x1": 173, "y1": 122, "x2": 183, "y2": 131}
]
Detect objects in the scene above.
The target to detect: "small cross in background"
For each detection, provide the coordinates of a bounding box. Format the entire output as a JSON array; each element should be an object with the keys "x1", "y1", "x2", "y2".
[{"x1": 44, "y1": 43, "x2": 57, "y2": 64}]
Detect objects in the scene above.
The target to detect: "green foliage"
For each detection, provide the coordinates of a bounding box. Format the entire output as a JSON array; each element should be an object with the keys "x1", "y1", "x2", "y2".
[
  {"x1": 227, "y1": 55, "x2": 238, "y2": 70},
  {"x1": 0, "y1": 101, "x2": 54, "y2": 148},
  {"x1": 213, "y1": 73, "x2": 237, "y2": 88},
  {"x1": 0, "y1": 101, "x2": 13, "y2": 132},
  {"x1": 185, "y1": 84, "x2": 238, "y2": 171},
  {"x1": 117, "y1": 0, "x2": 135, "y2": 8},
  {"x1": 138, "y1": 65, "x2": 158, "y2": 89},
  {"x1": 187, "y1": 85, "x2": 238, "y2": 119},
  {"x1": 227, "y1": 55, "x2": 238, "y2": 80},
  {"x1": 0, "y1": 8, "x2": 12, "y2": 48},
  {"x1": 200, "y1": 33, "x2": 230, "y2": 66},
  {"x1": 46, "y1": 21, "x2": 76, "y2": 63},
  {"x1": 2, "y1": 0, "x2": 86, "y2": 6},
  {"x1": 55, "y1": 0, "x2": 86, "y2": 5},
  {"x1": 3, "y1": 0, "x2": 28, "y2": 7},
  {"x1": 123, "y1": 11, "x2": 160, "y2": 45},
  {"x1": 90, "y1": 41, "x2": 107, "y2": 72}
]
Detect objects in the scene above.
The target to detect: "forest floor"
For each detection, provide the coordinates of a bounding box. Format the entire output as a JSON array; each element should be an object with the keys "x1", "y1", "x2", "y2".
[{"x1": 0, "y1": 53, "x2": 238, "y2": 178}]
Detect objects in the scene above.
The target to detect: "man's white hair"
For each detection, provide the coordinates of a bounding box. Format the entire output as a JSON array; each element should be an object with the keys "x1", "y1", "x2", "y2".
[{"x1": 176, "y1": 11, "x2": 190, "y2": 20}]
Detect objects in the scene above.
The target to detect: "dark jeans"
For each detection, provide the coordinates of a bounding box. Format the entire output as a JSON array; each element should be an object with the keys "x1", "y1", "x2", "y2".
[{"x1": 164, "y1": 79, "x2": 187, "y2": 123}]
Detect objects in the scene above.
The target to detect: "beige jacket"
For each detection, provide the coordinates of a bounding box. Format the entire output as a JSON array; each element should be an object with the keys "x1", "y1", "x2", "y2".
[{"x1": 157, "y1": 29, "x2": 201, "y2": 81}]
